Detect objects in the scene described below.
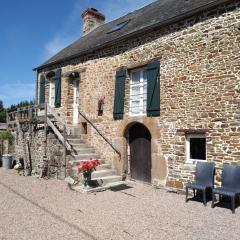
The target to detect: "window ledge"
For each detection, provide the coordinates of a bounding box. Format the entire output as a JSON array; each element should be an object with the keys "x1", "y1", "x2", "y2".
[
  {"x1": 129, "y1": 114, "x2": 147, "y2": 117},
  {"x1": 186, "y1": 159, "x2": 207, "y2": 165}
]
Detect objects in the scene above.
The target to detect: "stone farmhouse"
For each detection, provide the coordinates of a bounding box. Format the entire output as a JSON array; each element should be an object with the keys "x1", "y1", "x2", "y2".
[{"x1": 10, "y1": 0, "x2": 240, "y2": 189}]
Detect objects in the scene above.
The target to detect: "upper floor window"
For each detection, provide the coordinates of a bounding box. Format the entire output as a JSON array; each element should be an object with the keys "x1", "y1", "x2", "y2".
[
  {"x1": 113, "y1": 60, "x2": 160, "y2": 120},
  {"x1": 129, "y1": 68, "x2": 147, "y2": 116},
  {"x1": 186, "y1": 134, "x2": 207, "y2": 163}
]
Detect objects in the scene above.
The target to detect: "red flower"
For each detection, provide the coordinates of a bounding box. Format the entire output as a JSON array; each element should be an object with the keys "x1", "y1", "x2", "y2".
[{"x1": 77, "y1": 159, "x2": 100, "y2": 173}]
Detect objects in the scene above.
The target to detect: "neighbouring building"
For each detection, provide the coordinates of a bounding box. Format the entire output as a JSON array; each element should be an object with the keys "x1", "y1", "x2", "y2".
[{"x1": 14, "y1": 0, "x2": 240, "y2": 188}]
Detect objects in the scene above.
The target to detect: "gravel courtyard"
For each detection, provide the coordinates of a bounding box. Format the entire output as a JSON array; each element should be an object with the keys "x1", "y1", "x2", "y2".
[{"x1": 0, "y1": 169, "x2": 239, "y2": 240}]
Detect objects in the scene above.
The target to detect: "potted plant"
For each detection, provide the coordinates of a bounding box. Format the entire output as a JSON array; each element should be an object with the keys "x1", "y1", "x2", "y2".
[{"x1": 77, "y1": 159, "x2": 100, "y2": 187}]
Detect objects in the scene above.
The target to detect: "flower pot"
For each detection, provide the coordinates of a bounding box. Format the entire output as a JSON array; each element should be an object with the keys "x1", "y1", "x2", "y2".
[{"x1": 83, "y1": 171, "x2": 92, "y2": 187}]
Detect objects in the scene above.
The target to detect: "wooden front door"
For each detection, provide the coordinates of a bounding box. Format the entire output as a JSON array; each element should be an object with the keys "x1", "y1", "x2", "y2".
[{"x1": 129, "y1": 123, "x2": 151, "y2": 183}]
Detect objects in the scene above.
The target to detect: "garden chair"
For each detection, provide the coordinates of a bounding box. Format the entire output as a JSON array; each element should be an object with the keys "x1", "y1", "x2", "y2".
[
  {"x1": 211, "y1": 164, "x2": 240, "y2": 214},
  {"x1": 186, "y1": 162, "x2": 215, "y2": 206}
]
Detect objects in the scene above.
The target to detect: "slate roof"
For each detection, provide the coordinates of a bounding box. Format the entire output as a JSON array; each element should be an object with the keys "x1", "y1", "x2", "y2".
[{"x1": 35, "y1": 0, "x2": 230, "y2": 70}]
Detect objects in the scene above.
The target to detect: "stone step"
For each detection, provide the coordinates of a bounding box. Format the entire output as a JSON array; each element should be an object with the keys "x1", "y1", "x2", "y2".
[
  {"x1": 66, "y1": 135, "x2": 81, "y2": 139},
  {"x1": 73, "y1": 148, "x2": 96, "y2": 154},
  {"x1": 96, "y1": 163, "x2": 112, "y2": 170},
  {"x1": 69, "y1": 142, "x2": 91, "y2": 146},
  {"x1": 72, "y1": 153, "x2": 100, "y2": 160},
  {"x1": 67, "y1": 139, "x2": 85, "y2": 144},
  {"x1": 71, "y1": 163, "x2": 111, "y2": 172},
  {"x1": 70, "y1": 163, "x2": 112, "y2": 178},
  {"x1": 69, "y1": 158, "x2": 105, "y2": 166},
  {"x1": 92, "y1": 175, "x2": 122, "y2": 185},
  {"x1": 71, "y1": 144, "x2": 94, "y2": 149},
  {"x1": 70, "y1": 143, "x2": 93, "y2": 150},
  {"x1": 91, "y1": 169, "x2": 117, "y2": 178},
  {"x1": 72, "y1": 145, "x2": 95, "y2": 150}
]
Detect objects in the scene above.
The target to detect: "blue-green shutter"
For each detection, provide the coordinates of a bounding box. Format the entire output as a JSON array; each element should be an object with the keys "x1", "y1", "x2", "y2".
[
  {"x1": 39, "y1": 74, "x2": 45, "y2": 104},
  {"x1": 147, "y1": 60, "x2": 160, "y2": 117},
  {"x1": 113, "y1": 69, "x2": 126, "y2": 120},
  {"x1": 54, "y1": 69, "x2": 62, "y2": 108}
]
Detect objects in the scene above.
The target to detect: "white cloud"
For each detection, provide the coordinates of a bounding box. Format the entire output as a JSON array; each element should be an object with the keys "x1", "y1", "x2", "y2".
[
  {"x1": 44, "y1": 36, "x2": 74, "y2": 59},
  {"x1": 0, "y1": 82, "x2": 35, "y2": 107}
]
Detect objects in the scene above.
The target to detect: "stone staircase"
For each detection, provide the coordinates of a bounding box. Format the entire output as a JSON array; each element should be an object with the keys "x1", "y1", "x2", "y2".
[{"x1": 67, "y1": 135, "x2": 125, "y2": 191}]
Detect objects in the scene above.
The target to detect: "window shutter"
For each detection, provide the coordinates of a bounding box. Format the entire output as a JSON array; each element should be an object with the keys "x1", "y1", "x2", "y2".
[
  {"x1": 39, "y1": 74, "x2": 45, "y2": 104},
  {"x1": 54, "y1": 69, "x2": 62, "y2": 108},
  {"x1": 147, "y1": 60, "x2": 160, "y2": 117},
  {"x1": 113, "y1": 69, "x2": 126, "y2": 120}
]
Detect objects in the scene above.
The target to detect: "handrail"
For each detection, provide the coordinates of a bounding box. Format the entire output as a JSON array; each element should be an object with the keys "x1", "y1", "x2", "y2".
[
  {"x1": 7, "y1": 103, "x2": 71, "y2": 149},
  {"x1": 7, "y1": 104, "x2": 70, "y2": 132},
  {"x1": 46, "y1": 117, "x2": 71, "y2": 151},
  {"x1": 7, "y1": 104, "x2": 38, "y2": 125},
  {"x1": 78, "y1": 109, "x2": 121, "y2": 158},
  {"x1": 47, "y1": 104, "x2": 70, "y2": 135},
  {"x1": 45, "y1": 104, "x2": 69, "y2": 177}
]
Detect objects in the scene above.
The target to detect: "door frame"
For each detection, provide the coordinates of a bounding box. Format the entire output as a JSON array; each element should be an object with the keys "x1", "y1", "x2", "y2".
[
  {"x1": 73, "y1": 79, "x2": 79, "y2": 124},
  {"x1": 125, "y1": 122, "x2": 152, "y2": 183}
]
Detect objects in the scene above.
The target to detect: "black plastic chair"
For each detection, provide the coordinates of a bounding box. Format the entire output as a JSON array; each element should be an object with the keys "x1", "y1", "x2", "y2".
[
  {"x1": 186, "y1": 162, "x2": 215, "y2": 206},
  {"x1": 211, "y1": 164, "x2": 240, "y2": 214}
]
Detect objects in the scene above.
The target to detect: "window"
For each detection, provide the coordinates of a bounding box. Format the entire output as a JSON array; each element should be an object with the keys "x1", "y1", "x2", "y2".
[
  {"x1": 107, "y1": 20, "x2": 130, "y2": 34},
  {"x1": 49, "y1": 79, "x2": 55, "y2": 107},
  {"x1": 186, "y1": 134, "x2": 207, "y2": 163},
  {"x1": 129, "y1": 68, "x2": 147, "y2": 116}
]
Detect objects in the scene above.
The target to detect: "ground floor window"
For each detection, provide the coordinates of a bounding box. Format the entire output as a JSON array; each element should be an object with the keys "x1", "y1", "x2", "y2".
[{"x1": 186, "y1": 134, "x2": 206, "y2": 163}]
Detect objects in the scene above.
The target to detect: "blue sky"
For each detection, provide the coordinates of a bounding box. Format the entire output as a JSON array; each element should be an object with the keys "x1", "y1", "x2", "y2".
[{"x1": 0, "y1": 0, "x2": 155, "y2": 107}]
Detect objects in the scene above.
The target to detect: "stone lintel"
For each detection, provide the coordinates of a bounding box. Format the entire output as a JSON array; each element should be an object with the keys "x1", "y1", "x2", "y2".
[{"x1": 177, "y1": 129, "x2": 209, "y2": 134}]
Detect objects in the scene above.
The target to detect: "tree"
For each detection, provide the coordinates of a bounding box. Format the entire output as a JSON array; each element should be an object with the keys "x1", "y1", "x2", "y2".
[
  {"x1": 0, "y1": 100, "x2": 6, "y2": 123},
  {"x1": 0, "y1": 100, "x2": 3, "y2": 110},
  {"x1": 8, "y1": 100, "x2": 35, "y2": 111}
]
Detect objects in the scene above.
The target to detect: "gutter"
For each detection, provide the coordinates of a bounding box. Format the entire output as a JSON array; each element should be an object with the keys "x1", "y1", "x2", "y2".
[{"x1": 33, "y1": 0, "x2": 232, "y2": 71}]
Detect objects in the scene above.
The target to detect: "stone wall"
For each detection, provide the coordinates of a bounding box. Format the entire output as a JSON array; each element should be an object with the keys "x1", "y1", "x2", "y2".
[
  {"x1": 12, "y1": 125, "x2": 66, "y2": 178},
  {"x1": 37, "y1": 0, "x2": 240, "y2": 189}
]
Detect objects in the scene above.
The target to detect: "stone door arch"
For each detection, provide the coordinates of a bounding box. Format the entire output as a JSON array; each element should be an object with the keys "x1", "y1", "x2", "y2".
[{"x1": 126, "y1": 123, "x2": 152, "y2": 183}]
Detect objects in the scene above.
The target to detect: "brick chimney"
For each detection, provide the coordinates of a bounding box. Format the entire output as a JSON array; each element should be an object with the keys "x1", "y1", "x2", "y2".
[{"x1": 81, "y1": 8, "x2": 105, "y2": 35}]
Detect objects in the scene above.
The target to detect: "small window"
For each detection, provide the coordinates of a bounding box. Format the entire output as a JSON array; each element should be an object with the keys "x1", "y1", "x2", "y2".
[
  {"x1": 49, "y1": 79, "x2": 55, "y2": 107},
  {"x1": 186, "y1": 134, "x2": 207, "y2": 163},
  {"x1": 129, "y1": 68, "x2": 147, "y2": 116},
  {"x1": 81, "y1": 122, "x2": 88, "y2": 135},
  {"x1": 107, "y1": 20, "x2": 130, "y2": 34}
]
